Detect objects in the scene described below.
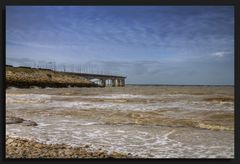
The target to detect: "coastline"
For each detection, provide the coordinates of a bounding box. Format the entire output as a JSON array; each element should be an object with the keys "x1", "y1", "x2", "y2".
[{"x1": 6, "y1": 66, "x2": 98, "y2": 88}]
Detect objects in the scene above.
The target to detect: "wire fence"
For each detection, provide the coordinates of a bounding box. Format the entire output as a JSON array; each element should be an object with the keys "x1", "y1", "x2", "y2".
[{"x1": 6, "y1": 61, "x2": 125, "y2": 77}]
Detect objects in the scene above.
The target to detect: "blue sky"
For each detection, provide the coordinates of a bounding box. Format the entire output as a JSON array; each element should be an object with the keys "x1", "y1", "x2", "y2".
[{"x1": 6, "y1": 6, "x2": 234, "y2": 85}]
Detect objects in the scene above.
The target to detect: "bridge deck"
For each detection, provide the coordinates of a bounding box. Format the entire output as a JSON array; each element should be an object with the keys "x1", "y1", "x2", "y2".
[
  {"x1": 62, "y1": 71, "x2": 126, "y2": 79},
  {"x1": 61, "y1": 71, "x2": 126, "y2": 87}
]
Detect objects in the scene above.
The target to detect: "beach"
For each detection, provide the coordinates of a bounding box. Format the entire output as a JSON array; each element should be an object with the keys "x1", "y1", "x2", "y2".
[{"x1": 6, "y1": 85, "x2": 234, "y2": 158}]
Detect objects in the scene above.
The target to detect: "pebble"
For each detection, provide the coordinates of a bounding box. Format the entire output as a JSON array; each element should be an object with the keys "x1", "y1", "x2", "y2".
[
  {"x1": 6, "y1": 136, "x2": 136, "y2": 159},
  {"x1": 84, "y1": 145, "x2": 90, "y2": 148},
  {"x1": 6, "y1": 138, "x2": 14, "y2": 144}
]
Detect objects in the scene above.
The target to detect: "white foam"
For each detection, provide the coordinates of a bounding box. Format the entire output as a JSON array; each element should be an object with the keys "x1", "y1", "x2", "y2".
[
  {"x1": 6, "y1": 118, "x2": 234, "y2": 158},
  {"x1": 37, "y1": 123, "x2": 51, "y2": 127},
  {"x1": 79, "y1": 122, "x2": 99, "y2": 126},
  {"x1": 6, "y1": 94, "x2": 52, "y2": 104},
  {"x1": 6, "y1": 93, "x2": 234, "y2": 112},
  {"x1": 84, "y1": 94, "x2": 156, "y2": 99}
]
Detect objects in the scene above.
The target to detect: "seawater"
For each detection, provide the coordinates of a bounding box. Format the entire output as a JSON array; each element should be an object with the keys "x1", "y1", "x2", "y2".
[{"x1": 6, "y1": 85, "x2": 234, "y2": 158}]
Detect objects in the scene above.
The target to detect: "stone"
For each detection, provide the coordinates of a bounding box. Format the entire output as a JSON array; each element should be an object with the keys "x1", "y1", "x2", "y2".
[
  {"x1": 6, "y1": 116, "x2": 24, "y2": 124},
  {"x1": 11, "y1": 142, "x2": 17, "y2": 147},
  {"x1": 6, "y1": 138, "x2": 14, "y2": 144},
  {"x1": 21, "y1": 120, "x2": 38, "y2": 126}
]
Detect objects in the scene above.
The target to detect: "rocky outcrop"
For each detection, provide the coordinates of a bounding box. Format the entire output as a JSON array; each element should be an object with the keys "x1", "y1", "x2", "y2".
[
  {"x1": 6, "y1": 66, "x2": 98, "y2": 88},
  {"x1": 6, "y1": 116, "x2": 24, "y2": 124},
  {"x1": 6, "y1": 116, "x2": 38, "y2": 126}
]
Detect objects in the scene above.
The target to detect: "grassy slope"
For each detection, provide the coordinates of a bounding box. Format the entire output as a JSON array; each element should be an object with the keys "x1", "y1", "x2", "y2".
[{"x1": 6, "y1": 66, "x2": 97, "y2": 88}]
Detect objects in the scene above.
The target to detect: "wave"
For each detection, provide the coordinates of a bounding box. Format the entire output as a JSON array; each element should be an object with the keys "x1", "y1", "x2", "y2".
[
  {"x1": 6, "y1": 94, "x2": 52, "y2": 104},
  {"x1": 203, "y1": 97, "x2": 234, "y2": 103},
  {"x1": 102, "y1": 120, "x2": 234, "y2": 131},
  {"x1": 196, "y1": 123, "x2": 233, "y2": 131},
  {"x1": 6, "y1": 93, "x2": 234, "y2": 112}
]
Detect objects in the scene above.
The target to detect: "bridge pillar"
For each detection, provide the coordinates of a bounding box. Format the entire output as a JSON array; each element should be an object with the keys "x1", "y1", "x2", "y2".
[
  {"x1": 105, "y1": 79, "x2": 109, "y2": 87},
  {"x1": 111, "y1": 79, "x2": 114, "y2": 87},
  {"x1": 112, "y1": 79, "x2": 116, "y2": 87},
  {"x1": 121, "y1": 79, "x2": 125, "y2": 87},
  {"x1": 109, "y1": 79, "x2": 112, "y2": 87},
  {"x1": 119, "y1": 79, "x2": 122, "y2": 87},
  {"x1": 117, "y1": 79, "x2": 121, "y2": 87},
  {"x1": 101, "y1": 79, "x2": 106, "y2": 87}
]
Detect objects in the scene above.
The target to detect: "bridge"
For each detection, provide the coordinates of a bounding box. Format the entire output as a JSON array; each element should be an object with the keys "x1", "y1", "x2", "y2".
[{"x1": 63, "y1": 72, "x2": 126, "y2": 87}]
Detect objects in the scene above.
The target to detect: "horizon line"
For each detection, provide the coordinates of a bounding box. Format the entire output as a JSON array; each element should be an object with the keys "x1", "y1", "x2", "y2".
[{"x1": 126, "y1": 84, "x2": 234, "y2": 86}]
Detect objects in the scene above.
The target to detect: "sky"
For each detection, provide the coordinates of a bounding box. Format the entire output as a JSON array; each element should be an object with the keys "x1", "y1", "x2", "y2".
[{"x1": 6, "y1": 6, "x2": 234, "y2": 85}]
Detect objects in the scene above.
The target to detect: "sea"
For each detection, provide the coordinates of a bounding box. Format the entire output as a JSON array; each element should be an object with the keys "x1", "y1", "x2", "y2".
[{"x1": 6, "y1": 85, "x2": 234, "y2": 158}]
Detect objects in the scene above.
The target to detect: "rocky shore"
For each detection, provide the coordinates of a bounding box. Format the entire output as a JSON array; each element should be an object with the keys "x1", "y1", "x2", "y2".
[
  {"x1": 6, "y1": 136, "x2": 135, "y2": 159},
  {"x1": 6, "y1": 66, "x2": 98, "y2": 88}
]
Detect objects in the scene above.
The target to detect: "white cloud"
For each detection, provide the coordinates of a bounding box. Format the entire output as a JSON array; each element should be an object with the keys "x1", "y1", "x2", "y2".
[{"x1": 211, "y1": 51, "x2": 226, "y2": 58}]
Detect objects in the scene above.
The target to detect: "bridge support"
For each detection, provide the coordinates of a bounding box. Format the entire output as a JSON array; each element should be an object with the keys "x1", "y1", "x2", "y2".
[
  {"x1": 117, "y1": 79, "x2": 121, "y2": 87},
  {"x1": 112, "y1": 79, "x2": 116, "y2": 87},
  {"x1": 93, "y1": 78, "x2": 125, "y2": 87},
  {"x1": 121, "y1": 79, "x2": 125, "y2": 87},
  {"x1": 101, "y1": 79, "x2": 106, "y2": 87},
  {"x1": 109, "y1": 78, "x2": 125, "y2": 87},
  {"x1": 75, "y1": 72, "x2": 126, "y2": 87},
  {"x1": 105, "y1": 79, "x2": 109, "y2": 87},
  {"x1": 119, "y1": 79, "x2": 122, "y2": 87}
]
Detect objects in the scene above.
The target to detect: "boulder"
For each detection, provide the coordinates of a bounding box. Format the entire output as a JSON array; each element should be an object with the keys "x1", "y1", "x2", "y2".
[
  {"x1": 6, "y1": 116, "x2": 38, "y2": 126},
  {"x1": 21, "y1": 120, "x2": 38, "y2": 126},
  {"x1": 6, "y1": 116, "x2": 24, "y2": 124}
]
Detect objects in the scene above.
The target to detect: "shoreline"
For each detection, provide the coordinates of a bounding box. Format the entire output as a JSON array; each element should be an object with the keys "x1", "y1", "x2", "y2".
[{"x1": 6, "y1": 135, "x2": 136, "y2": 159}]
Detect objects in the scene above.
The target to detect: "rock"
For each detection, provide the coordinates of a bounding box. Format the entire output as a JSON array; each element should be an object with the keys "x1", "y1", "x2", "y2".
[
  {"x1": 6, "y1": 138, "x2": 14, "y2": 144},
  {"x1": 84, "y1": 145, "x2": 90, "y2": 148},
  {"x1": 11, "y1": 142, "x2": 17, "y2": 147},
  {"x1": 99, "y1": 153, "x2": 106, "y2": 158},
  {"x1": 64, "y1": 150, "x2": 73, "y2": 156},
  {"x1": 6, "y1": 116, "x2": 24, "y2": 124},
  {"x1": 21, "y1": 120, "x2": 38, "y2": 126},
  {"x1": 34, "y1": 143, "x2": 42, "y2": 148}
]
